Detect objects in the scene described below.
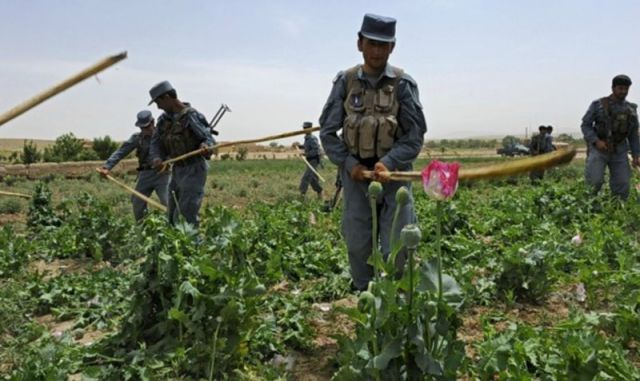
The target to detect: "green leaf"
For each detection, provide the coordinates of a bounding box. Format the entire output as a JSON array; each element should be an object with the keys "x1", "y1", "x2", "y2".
[
  {"x1": 168, "y1": 307, "x2": 188, "y2": 324},
  {"x1": 372, "y1": 337, "x2": 402, "y2": 370}
]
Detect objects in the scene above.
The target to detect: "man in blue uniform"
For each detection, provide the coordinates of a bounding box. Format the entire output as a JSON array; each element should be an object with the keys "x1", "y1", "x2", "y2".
[
  {"x1": 528, "y1": 125, "x2": 554, "y2": 182},
  {"x1": 581, "y1": 74, "x2": 639, "y2": 199},
  {"x1": 148, "y1": 81, "x2": 215, "y2": 227},
  {"x1": 99, "y1": 110, "x2": 169, "y2": 221},
  {"x1": 319, "y1": 14, "x2": 427, "y2": 291},
  {"x1": 298, "y1": 121, "x2": 323, "y2": 199}
]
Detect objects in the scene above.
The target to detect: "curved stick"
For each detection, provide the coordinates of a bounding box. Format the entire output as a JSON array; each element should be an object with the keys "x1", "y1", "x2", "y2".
[
  {"x1": 162, "y1": 126, "x2": 321, "y2": 166},
  {"x1": 97, "y1": 169, "x2": 167, "y2": 212},
  {"x1": 363, "y1": 146, "x2": 577, "y2": 182},
  {"x1": 0, "y1": 52, "x2": 127, "y2": 126}
]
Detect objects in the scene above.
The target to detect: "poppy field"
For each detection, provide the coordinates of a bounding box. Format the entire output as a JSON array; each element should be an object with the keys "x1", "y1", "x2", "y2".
[{"x1": 1, "y1": 157, "x2": 639, "y2": 380}]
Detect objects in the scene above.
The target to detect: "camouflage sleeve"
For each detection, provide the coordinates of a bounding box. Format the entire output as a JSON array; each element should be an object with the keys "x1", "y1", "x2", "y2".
[
  {"x1": 319, "y1": 72, "x2": 359, "y2": 172},
  {"x1": 104, "y1": 133, "x2": 138, "y2": 170},
  {"x1": 150, "y1": 115, "x2": 167, "y2": 161},
  {"x1": 580, "y1": 100, "x2": 599, "y2": 146},
  {"x1": 380, "y1": 74, "x2": 427, "y2": 171}
]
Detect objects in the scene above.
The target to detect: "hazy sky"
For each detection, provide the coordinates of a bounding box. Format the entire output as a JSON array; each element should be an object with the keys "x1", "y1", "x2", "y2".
[{"x1": 1, "y1": 0, "x2": 638, "y2": 143}]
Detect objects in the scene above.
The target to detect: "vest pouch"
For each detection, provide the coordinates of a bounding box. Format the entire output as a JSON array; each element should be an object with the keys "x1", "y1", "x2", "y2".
[
  {"x1": 343, "y1": 114, "x2": 360, "y2": 155},
  {"x1": 376, "y1": 115, "x2": 398, "y2": 157},
  {"x1": 612, "y1": 113, "x2": 629, "y2": 142},
  {"x1": 347, "y1": 88, "x2": 366, "y2": 113},
  {"x1": 374, "y1": 85, "x2": 395, "y2": 113},
  {"x1": 358, "y1": 115, "x2": 377, "y2": 159},
  {"x1": 162, "y1": 119, "x2": 190, "y2": 157}
]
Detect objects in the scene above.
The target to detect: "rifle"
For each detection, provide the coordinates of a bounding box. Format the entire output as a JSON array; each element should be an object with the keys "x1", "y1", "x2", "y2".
[{"x1": 208, "y1": 104, "x2": 231, "y2": 136}]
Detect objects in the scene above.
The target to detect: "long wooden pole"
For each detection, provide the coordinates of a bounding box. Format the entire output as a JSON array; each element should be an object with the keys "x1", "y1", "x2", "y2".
[
  {"x1": 0, "y1": 51, "x2": 128, "y2": 127},
  {"x1": 363, "y1": 146, "x2": 577, "y2": 182},
  {"x1": 0, "y1": 190, "x2": 31, "y2": 199},
  {"x1": 97, "y1": 169, "x2": 167, "y2": 212},
  {"x1": 162, "y1": 126, "x2": 321, "y2": 166},
  {"x1": 299, "y1": 155, "x2": 326, "y2": 183}
]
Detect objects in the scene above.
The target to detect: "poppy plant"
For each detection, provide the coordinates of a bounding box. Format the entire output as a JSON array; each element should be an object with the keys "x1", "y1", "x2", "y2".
[{"x1": 421, "y1": 160, "x2": 460, "y2": 201}]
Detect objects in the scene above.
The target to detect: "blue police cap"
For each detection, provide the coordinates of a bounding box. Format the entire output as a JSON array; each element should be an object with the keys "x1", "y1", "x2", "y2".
[
  {"x1": 148, "y1": 81, "x2": 175, "y2": 105},
  {"x1": 135, "y1": 110, "x2": 153, "y2": 127},
  {"x1": 359, "y1": 13, "x2": 396, "y2": 43},
  {"x1": 302, "y1": 121, "x2": 313, "y2": 129}
]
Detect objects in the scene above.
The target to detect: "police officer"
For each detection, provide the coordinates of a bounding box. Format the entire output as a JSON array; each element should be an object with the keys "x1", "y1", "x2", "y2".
[
  {"x1": 545, "y1": 125, "x2": 556, "y2": 151},
  {"x1": 148, "y1": 81, "x2": 215, "y2": 227},
  {"x1": 298, "y1": 121, "x2": 323, "y2": 199},
  {"x1": 98, "y1": 110, "x2": 170, "y2": 221},
  {"x1": 529, "y1": 125, "x2": 553, "y2": 182},
  {"x1": 319, "y1": 14, "x2": 427, "y2": 291},
  {"x1": 581, "y1": 74, "x2": 640, "y2": 199}
]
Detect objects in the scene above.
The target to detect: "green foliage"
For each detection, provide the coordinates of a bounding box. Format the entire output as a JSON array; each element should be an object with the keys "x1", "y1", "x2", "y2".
[
  {"x1": 334, "y1": 194, "x2": 465, "y2": 380},
  {"x1": 36, "y1": 193, "x2": 132, "y2": 261},
  {"x1": 497, "y1": 247, "x2": 552, "y2": 304},
  {"x1": 236, "y1": 146, "x2": 249, "y2": 161},
  {"x1": 21, "y1": 139, "x2": 42, "y2": 164},
  {"x1": 27, "y1": 182, "x2": 61, "y2": 230},
  {"x1": 42, "y1": 133, "x2": 90, "y2": 162},
  {"x1": 92, "y1": 135, "x2": 120, "y2": 160},
  {"x1": 0, "y1": 198, "x2": 23, "y2": 214},
  {"x1": 473, "y1": 313, "x2": 640, "y2": 379},
  {"x1": 501, "y1": 135, "x2": 521, "y2": 147},
  {"x1": 0, "y1": 226, "x2": 31, "y2": 277}
]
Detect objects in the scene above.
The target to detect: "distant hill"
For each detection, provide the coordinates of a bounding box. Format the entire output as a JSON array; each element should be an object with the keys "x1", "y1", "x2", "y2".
[{"x1": 0, "y1": 139, "x2": 55, "y2": 154}]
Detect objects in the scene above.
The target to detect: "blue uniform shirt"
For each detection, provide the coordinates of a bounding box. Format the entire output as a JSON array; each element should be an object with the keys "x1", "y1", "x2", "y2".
[
  {"x1": 150, "y1": 104, "x2": 215, "y2": 161},
  {"x1": 319, "y1": 64, "x2": 427, "y2": 172},
  {"x1": 104, "y1": 133, "x2": 153, "y2": 170},
  {"x1": 304, "y1": 134, "x2": 321, "y2": 159},
  {"x1": 581, "y1": 97, "x2": 640, "y2": 157}
]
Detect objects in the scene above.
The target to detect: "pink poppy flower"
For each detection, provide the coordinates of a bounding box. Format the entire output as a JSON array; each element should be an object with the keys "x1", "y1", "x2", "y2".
[{"x1": 421, "y1": 160, "x2": 460, "y2": 201}]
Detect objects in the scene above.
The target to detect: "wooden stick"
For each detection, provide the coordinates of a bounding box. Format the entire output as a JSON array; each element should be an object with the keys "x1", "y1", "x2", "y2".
[
  {"x1": 363, "y1": 146, "x2": 577, "y2": 182},
  {"x1": 0, "y1": 190, "x2": 31, "y2": 199},
  {"x1": 0, "y1": 52, "x2": 127, "y2": 127},
  {"x1": 97, "y1": 169, "x2": 167, "y2": 212},
  {"x1": 299, "y1": 155, "x2": 326, "y2": 183},
  {"x1": 162, "y1": 126, "x2": 321, "y2": 166}
]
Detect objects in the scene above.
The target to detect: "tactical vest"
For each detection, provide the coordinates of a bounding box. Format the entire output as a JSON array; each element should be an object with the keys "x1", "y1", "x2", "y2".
[
  {"x1": 342, "y1": 65, "x2": 404, "y2": 159},
  {"x1": 159, "y1": 107, "x2": 201, "y2": 158},
  {"x1": 596, "y1": 97, "x2": 635, "y2": 143},
  {"x1": 135, "y1": 133, "x2": 152, "y2": 169}
]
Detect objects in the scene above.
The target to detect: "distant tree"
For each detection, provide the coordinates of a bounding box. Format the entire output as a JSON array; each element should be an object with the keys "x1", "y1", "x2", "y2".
[
  {"x1": 92, "y1": 135, "x2": 119, "y2": 160},
  {"x1": 502, "y1": 135, "x2": 521, "y2": 147},
  {"x1": 235, "y1": 147, "x2": 248, "y2": 161},
  {"x1": 269, "y1": 142, "x2": 279, "y2": 149},
  {"x1": 8, "y1": 151, "x2": 19, "y2": 163},
  {"x1": 556, "y1": 133, "x2": 575, "y2": 143},
  {"x1": 21, "y1": 140, "x2": 42, "y2": 164},
  {"x1": 43, "y1": 133, "x2": 85, "y2": 162}
]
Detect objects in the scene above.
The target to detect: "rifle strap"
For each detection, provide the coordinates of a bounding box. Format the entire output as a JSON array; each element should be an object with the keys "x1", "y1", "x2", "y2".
[{"x1": 600, "y1": 96, "x2": 612, "y2": 119}]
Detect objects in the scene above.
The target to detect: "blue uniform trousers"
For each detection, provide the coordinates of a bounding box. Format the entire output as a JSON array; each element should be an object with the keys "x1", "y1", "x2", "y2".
[
  {"x1": 132, "y1": 170, "x2": 170, "y2": 221},
  {"x1": 168, "y1": 160, "x2": 207, "y2": 227},
  {"x1": 585, "y1": 146, "x2": 631, "y2": 199},
  {"x1": 340, "y1": 165, "x2": 416, "y2": 290}
]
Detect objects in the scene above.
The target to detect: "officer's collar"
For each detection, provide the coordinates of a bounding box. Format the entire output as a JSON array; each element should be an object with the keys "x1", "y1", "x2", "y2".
[{"x1": 357, "y1": 64, "x2": 396, "y2": 80}]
